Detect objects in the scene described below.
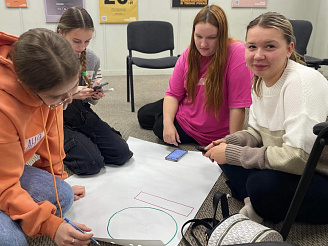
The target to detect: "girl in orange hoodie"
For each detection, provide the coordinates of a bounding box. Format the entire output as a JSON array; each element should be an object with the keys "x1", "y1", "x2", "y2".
[{"x1": 0, "y1": 28, "x2": 93, "y2": 245}]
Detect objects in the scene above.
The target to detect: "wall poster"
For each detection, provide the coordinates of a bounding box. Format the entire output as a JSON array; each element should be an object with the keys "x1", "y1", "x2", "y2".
[
  {"x1": 5, "y1": 0, "x2": 28, "y2": 8},
  {"x1": 44, "y1": 0, "x2": 85, "y2": 23},
  {"x1": 99, "y1": 0, "x2": 138, "y2": 24},
  {"x1": 172, "y1": 0, "x2": 208, "y2": 7},
  {"x1": 232, "y1": 0, "x2": 267, "y2": 8}
]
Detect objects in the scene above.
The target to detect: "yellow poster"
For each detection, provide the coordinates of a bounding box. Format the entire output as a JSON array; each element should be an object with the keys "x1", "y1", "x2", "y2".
[{"x1": 99, "y1": 0, "x2": 138, "y2": 24}]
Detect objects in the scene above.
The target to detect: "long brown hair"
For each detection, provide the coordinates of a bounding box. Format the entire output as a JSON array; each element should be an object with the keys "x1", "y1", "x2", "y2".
[
  {"x1": 246, "y1": 12, "x2": 305, "y2": 97},
  {"x1": 187, "y1": 4, "x2": 232, "y2": 117},
  {"x1": 12, "y1": 28, "x2": 80, "y2": 93},
  {"x1": 57, "y1": 7, "x2": 94, "y2": 87}
]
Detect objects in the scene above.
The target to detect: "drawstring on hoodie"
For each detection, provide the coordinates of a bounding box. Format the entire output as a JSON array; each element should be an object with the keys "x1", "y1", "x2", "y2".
[{"x1": 40, "y1": 106, "x2": 64, "y2": 218}]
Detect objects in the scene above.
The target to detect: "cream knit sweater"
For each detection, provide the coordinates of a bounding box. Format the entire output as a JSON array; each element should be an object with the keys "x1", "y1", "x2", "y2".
[{"x1": 225, "y1": 59, "x2": 328, "y2": 176}]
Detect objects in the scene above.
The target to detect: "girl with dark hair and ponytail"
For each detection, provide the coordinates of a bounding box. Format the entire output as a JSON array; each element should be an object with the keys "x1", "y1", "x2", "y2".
[{"x1": 58, "y1": 7, "x2": 133, "y2": 175}]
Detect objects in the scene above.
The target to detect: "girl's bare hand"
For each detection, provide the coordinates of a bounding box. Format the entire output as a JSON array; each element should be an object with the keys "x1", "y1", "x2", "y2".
[{"x1": 72, "y1": 185, "x2": 85, "y2": 201}]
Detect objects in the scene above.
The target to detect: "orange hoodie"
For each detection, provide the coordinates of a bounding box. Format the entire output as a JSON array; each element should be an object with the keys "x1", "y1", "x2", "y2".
[{"x1": 0, "y1": 31, "x2": 68, "y2": 239}]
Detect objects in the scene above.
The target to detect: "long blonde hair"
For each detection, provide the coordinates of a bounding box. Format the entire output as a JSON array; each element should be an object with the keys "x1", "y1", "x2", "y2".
[
  {"x1": 57, "y1": 7, "x2": 94, "y2": 87},
  {"x1": 186, "y1": 4, "x2": 232, "y2": 117},
  {"x1": 246, "y1": 12, "x2": 305, "y2": 97}
]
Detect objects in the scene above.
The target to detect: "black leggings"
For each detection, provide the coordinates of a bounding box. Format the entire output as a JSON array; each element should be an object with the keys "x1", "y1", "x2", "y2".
[
  {"x1": 137, "y1": 99, "x2": 198, "y2": 144},
  {"x1": 220, "y1": 164, "x2": 328, "y2": 224}
]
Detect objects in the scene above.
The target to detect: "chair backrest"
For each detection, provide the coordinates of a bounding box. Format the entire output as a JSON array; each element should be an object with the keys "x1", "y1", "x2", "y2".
[
  {"x1": 289, "y1": 19, "x2": 312, "y2": 56},
  {"x1": 127, "y1": 20, "x2": 175, "y2": 54}
]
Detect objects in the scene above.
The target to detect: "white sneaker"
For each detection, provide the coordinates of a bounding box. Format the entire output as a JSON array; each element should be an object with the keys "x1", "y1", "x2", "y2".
[{"x1": 239, "y1": 197, "x2": 263, "y2": 224}]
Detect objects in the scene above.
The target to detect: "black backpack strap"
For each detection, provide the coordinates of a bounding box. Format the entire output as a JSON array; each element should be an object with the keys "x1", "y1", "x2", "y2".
[
  {"x1": 181, "y1": 218, "x2": 213, "y2": 246},
  {"x1": 191, "y1": 218, "x2": 214, "y2": 242},
  {"x1": 212, "y1": 192, "x2": 229, "y2": 227},
  {"x1": 181, "y1": 192, "x2": 231, "y2": 246}
]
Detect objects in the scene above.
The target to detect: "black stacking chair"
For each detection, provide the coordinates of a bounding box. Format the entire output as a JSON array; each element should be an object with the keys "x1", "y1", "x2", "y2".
[
  {"x1": 289, "y1": 19, "x2": 324, "y2": 70},
  {"x1": 126, "y1": 20, "x2": 179, "y2": 112},
  {"x1": 279, "y1": 122, "x2": 328, "y2": 240}
]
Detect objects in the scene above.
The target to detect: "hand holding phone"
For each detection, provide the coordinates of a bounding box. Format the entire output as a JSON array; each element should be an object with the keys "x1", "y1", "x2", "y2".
[
  {"x1": 195, "y1": 146, "x2": 207, "y2": 154},
  {"x1": 92, "y1": 82, "x2": 109, "y2": 91},
  {"x1": 165, "y1": 149, "x2": 188, "y2": 162}
]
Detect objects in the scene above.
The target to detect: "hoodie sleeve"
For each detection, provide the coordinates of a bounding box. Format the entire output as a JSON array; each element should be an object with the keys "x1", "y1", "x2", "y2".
[{"x1": 0, "y1": 110, "x2": 64, "y2": 239}]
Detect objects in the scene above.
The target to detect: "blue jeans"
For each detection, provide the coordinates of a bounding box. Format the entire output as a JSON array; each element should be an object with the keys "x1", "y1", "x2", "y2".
[{"x1": 0, "y1": 165, "x2": 74, "y2": 246}]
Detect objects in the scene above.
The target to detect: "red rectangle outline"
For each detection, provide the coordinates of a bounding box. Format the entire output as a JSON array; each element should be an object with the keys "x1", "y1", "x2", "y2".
[{"x1": 134, "y1": 191, "x2": 194, "y2": 217}]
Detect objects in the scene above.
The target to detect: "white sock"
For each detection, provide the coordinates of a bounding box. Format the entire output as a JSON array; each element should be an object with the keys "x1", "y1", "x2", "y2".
[{"x1": 239, "y1": 197, "x2": 263, "y2": 224}]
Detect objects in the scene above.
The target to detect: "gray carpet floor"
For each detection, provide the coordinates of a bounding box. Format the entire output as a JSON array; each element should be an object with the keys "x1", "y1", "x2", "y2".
[{"x1": 27, "y1": 75, "x2": 328, "y2": 246}]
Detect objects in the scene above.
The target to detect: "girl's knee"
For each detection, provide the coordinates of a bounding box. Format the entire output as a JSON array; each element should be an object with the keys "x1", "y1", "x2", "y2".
[
  {"x1": 247, "y1": 170, "x2": 289, "y2": 197},
  {"x1": 118, "y1": 147, "x2": 133, "y2": 165},
  {"x1": 65, "y1": 153, "x2": 105, "y2": 175}
]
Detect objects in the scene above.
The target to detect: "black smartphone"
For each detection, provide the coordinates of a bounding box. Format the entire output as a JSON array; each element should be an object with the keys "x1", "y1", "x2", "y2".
[
  {"x1": 165, "y1": 149, "x2": 188, "y2": 162},
  {"x1": 195, "y1": 146, "x2": 207, "y2": 154},
  {"x1": 92, "y1": 82, "x2": 109, "y2": 91}
]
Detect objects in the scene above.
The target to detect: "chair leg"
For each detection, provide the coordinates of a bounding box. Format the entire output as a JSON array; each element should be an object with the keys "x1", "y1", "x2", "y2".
[
  {"x1": 129, "y1": 64, "x2": 135, "y2": 112},
  {"x1": 126, "y1": 57, "x2": 130, "y2": 102}
]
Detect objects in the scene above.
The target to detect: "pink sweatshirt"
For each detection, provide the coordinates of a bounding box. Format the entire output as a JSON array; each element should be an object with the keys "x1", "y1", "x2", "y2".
[{"x1": 165, "y1": 42, "x2": 253, "y2": 145}]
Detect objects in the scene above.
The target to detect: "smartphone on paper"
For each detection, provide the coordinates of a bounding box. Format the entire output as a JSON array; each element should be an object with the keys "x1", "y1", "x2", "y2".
[
  {"x1": 92, "y1": 82, "x2": 109, "y2": 91},
  {"x1": 165, "y1": 149, "x2": 188, "y2": 162},
  {"x1": 195, "y1": 146, "x2": 207, "y2": 154}
]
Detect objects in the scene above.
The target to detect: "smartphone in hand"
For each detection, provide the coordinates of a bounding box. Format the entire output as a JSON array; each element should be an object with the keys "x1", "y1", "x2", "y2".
[{"x1": 92, "y1": 82, "x2": 109, "y2": 91}]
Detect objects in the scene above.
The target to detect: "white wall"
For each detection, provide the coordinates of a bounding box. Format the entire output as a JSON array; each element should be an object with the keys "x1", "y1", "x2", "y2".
[
  {"x1": 308, "y1": 0, "x2": 328, "y2": 76},
  {"x1": 0, "y1": 0, "x2": 327, "y2": 76}
]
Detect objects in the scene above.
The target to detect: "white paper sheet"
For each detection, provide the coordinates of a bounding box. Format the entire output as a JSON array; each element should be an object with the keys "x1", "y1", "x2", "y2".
[{"x1": 65, "y1": 137, "x2": 222, "y2": 245}]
